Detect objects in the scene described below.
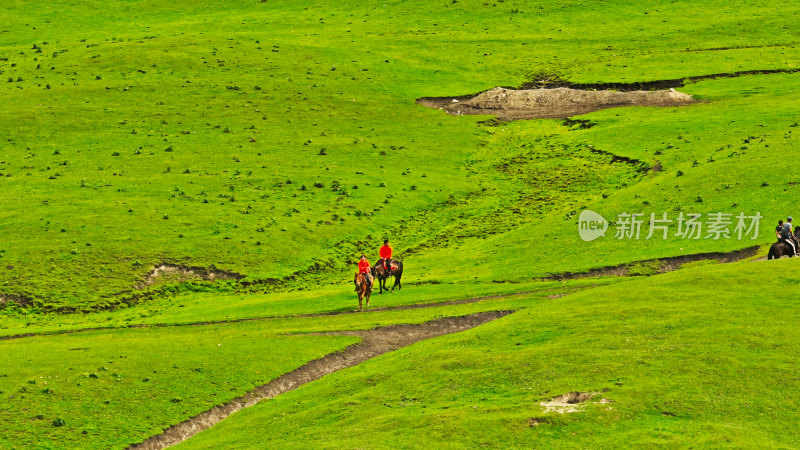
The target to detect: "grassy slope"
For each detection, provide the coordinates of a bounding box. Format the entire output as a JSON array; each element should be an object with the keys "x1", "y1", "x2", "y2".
[
  {"x1": 0, "y1": 0, "x2": 798, "y2": 309},
  {"x1": 0, "y1": 279, "x2": 608, "y2": 337},
  {"x1": 411, "y1": 73, "x2": 800, "y2": 282},
  {"x1": 0, "y1": 288, "x2": 579, "y2": 448},
  {"x1": 180, "y1": 259, "x2": 800, "y2": 448},
  {"x1": 0, "y1": 321, "x2": 358, "y2": 448},
  {"x1": 1, "y1": 0, "x2": 799, "y2": 448}
]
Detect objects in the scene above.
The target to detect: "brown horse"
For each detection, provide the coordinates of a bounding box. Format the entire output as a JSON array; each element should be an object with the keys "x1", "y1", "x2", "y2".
[
  {"x1": 354, "y1": 272, "x2": 371, "y2": 308},
  {"x1": 768, "y1": 226, "x2": 800, "y2": 260},
  {"x1": 372, "y1": 258, "x2": 403, "y2": 294}
]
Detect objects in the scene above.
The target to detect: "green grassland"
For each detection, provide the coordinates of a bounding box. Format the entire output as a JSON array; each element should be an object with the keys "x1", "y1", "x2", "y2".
[
  {"x1": 0, "y1": 279, "x2": 605, "y2": 337},
  {"x1": 2, "y1": 0, "x2": 800, "y2": 448},
  {"x1": 180, "y1": 259, "x2": 800, "y2": 448},
  {"x1": 0, "y1": 322, "x2": 359, "y2": 448},
  {"x1": 0, "y1": 0, "x2": 798, "y2": 308}
]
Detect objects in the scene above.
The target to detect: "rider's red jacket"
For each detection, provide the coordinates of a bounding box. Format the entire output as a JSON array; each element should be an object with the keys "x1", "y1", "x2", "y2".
[
  {"x1": 379, "y1": 245, "x2": 393, "y2": 259},
  {"x1": 358, "y1": 260, "x2": 371, "y2": 273}
]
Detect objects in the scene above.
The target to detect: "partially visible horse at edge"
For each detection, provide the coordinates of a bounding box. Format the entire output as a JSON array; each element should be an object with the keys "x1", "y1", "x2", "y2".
[
  {"x1": 354, "y1": 272, "x2": 371, "y2": 308},
  {"x1": 372, "y1": 258, "x2": 403, "y2": 294},
  {"x1": 768, "y1": 226, "x2": 800, "y2": 260}
]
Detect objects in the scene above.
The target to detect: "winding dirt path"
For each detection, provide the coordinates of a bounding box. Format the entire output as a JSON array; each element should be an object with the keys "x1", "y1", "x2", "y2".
[
  {"x1": 127, "y1": 310, "x2": 513, "y2": 449},
  {"x1": 544, "y1": 245, "x2": 760, "y2": 279}
]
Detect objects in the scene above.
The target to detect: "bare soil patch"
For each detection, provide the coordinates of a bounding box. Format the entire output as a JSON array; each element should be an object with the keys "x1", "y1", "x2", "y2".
[
  {"x1": 0, "y1": 293, "x2": 33, "y2": 308},
  {"x1": 527, "y1": 417, "x2": 551, "y2": 427},
  {"x1": 136, "y1": 264, "x2": 244, "y2": 289},
  {"x1": 419, "y1": 68, "x2": 800, "y2": 120},
  {"x1": 540, "y1": 391, "x2": 597, "y2": 414},
  {"x1": 128, "y1": 310, "x2": 513, "y2": 449},
  {"x1": 418, "y1": 86, "x2": 696, "y2": 120}
]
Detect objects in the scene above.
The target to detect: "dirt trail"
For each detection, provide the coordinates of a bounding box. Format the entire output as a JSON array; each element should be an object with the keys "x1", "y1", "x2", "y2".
[
  {"x1": 0, "y1": 290, "x2": 538, "y2": 342},
  {"x1": 546, "y1": 245, "x2": 760, "y2": 279},
  {"x1": 518, "y1": 68, "x2": 800, "y2": 92},
  {"x1": 127, "y1": 310, "x2": 513, "y2": 449}
]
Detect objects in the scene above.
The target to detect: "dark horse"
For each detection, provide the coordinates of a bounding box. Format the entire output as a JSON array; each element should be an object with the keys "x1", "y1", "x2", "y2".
[
  {"x1": 354, "y1": 272, "x2": 371, "y2": 308},
  {"x1": 768, "y1": 226, "x2": 800, "y2": 260},
  {"x1": 372, "y1": 258, "x2": 403, "y2": 293}
]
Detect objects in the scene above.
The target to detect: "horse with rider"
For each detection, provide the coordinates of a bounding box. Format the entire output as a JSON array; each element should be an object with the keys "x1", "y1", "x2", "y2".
[
  {"x1": 354, "y1": 254, "x2": 373, "y2": 308},
  {"x1": 372, "y1": 239, "x2": 403, "y2": 294},
  {"x1": 768, "y1": 216, "x2": 800, "y2": 259},
  {"x1": 353, "y1": 238, "x2": 404, "y2": 307}
]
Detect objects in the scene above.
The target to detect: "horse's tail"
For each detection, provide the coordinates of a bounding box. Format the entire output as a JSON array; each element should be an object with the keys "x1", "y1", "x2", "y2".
[
  {"x1": 395, "y1": 261, "x2": 403, "y2": 286},
  {"x1": 768, "y1": 245, "x2": 775, "y2": 260}
]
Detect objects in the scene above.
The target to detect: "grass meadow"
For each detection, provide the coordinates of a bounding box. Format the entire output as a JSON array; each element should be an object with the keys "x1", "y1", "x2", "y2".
[{"x1": 2, "y1": 0, "x2": 799, "y2": 447}]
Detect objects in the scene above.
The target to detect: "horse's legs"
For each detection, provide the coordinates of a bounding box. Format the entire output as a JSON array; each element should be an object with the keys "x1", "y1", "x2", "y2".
[{"x1": 392, "y1": 270, "x2": 402, "y2": 291}]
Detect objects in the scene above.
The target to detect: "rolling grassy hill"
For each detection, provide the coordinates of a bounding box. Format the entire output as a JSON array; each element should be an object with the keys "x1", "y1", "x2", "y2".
[
  {"x1": 1, "y1": 0, "x2": 798, "y2": 309},
  {"x1": 1, "y1": 0, "x2": 799, "y2": 448},
  {"x1": 179, "y1": 259, "x2": 800, "y2": 448}
]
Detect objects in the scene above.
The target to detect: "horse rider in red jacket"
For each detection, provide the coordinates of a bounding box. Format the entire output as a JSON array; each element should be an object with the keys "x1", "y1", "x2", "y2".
[
  {"x1": 379, "y1": 239, "x2": 393, "y2": 272},
  {"x1": 357, "y1": 255, "x2": 374, "y2": 291}
]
